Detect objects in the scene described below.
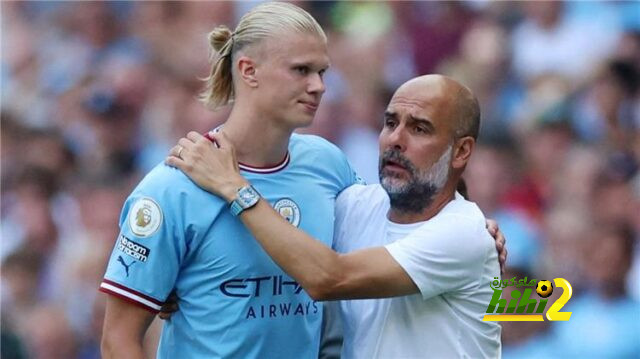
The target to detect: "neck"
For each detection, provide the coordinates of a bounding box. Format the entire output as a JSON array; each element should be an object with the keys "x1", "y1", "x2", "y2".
[
  {"x1": 221, "y1": 102, "x2": 292, "y2": 167},
  {"x1": 387, "y1": 179, "x2": 458, "y2": 224}
]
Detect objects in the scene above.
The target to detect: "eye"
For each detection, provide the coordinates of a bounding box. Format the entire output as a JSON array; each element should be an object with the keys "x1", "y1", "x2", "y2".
[
  {"x1": 384, "y1": 117, "x2": 397, "y2": 128},
  {"x1": 318, "y1": 69, "x2": 326, "y2": 79},
  {"x1": 415, "y1": 126, "x2": 427, "y2": 134},
  {"x1": 294, "y1": 66, "x2": 309, "y2": 75}
]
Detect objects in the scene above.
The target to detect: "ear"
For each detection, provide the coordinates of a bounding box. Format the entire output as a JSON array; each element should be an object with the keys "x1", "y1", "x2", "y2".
[
  {"x1": 236, "y1": 56, "x2": 258, "y2": 88},
  {"x1": 451, "y1": 136, "x2": 475, "y2": 170}
]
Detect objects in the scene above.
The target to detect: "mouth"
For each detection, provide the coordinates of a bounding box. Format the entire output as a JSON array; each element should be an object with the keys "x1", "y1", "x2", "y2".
[
  {"x1": 383, "y1": 159, "x2": 407, "y2": 173},
  {"x1": 299, "y1": 100, "x2": 319, "y2": 112}
]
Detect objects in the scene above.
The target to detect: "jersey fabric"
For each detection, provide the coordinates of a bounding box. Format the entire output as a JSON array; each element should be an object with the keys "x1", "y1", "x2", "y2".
[
  {"x1": 100, "y1": 134, "x2": 360, "y2": 358},
  {"x1": 333, "y1": 184, "x2": 501, "y2": 359}
]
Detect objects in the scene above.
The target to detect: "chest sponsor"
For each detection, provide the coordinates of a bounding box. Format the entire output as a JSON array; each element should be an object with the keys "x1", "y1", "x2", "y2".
[
  {"x1": 245, "y1": 300, "x2": 319, "y2": 319},
  {"x1": 220, "y1": 275, "x2": 319, "y2": 320}
]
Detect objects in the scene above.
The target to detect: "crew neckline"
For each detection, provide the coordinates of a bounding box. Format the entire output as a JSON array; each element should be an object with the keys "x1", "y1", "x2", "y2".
[{"x1": 208, "y1": 126, "x2": 291, "y2": 174}]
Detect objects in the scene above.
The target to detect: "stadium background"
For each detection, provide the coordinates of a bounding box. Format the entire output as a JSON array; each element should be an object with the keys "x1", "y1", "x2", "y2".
[{"x1": 1, "y1": 1, "x2": 639, "y2": 358}]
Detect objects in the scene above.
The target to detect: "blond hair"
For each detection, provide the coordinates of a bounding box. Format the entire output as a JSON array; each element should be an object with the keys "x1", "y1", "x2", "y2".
[{"x1": 200, "y1": 2, "x2": 326, "y2": 110}]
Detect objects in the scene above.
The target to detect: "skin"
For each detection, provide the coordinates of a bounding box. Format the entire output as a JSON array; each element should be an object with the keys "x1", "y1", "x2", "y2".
[
  {"x1": 164, "y1": 75, "x2": 506, "y2": 302},
  {"x1": 101, "y1": 31, "x2": 330, "y2": 359}
]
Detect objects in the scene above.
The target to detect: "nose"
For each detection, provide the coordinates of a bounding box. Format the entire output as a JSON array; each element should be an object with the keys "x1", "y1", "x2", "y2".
[
  {"x1": 382, "y1": 125, "x2": 406, "y2": 152},
  {"x1": 308, "y1": 73, "x2": 325, "y2": 95}
]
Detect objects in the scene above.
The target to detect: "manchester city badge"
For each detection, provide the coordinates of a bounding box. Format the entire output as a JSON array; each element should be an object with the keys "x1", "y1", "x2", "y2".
[{"x1": 273, "y1": 198, "x2": 301, "y2": 227}]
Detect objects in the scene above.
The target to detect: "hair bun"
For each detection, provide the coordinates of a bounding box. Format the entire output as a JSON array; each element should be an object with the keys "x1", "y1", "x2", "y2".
[{"x1": 208, "y1": 25, "x2": 233, "y2": 52}]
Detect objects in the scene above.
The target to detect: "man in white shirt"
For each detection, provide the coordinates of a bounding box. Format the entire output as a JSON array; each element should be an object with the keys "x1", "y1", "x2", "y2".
[
  {"x1": 333, "y1": 186, "x2": 499, "y2": 358},
  {"x1": 168, "y1": 74, "x2": 501, "y2": 357}
]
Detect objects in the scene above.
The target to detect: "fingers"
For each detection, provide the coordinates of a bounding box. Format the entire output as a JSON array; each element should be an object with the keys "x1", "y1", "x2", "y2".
[
  {"x1": 169, "y1": 145, "x2": 184, "y2": 158},
  {"x1": 158, "y1": 291, "x2": 179, "y2": 320},
  {"x1": 486, "y1": 219, "x2": 498, "y2": 236},
  {"x1": 499, "y1": 247, "x2": 508, "y2": 276},
  {"x1": 158, "y1": 303, "x2": 178, "y2": 320},
  {"x1": 209, "y1": 132, "x2": 232, "y2": 149},
  {"x1": 486, "y1": 218, "x2": 507, "y2": 275},
  {"x1": 165, "y1": 154, "x2": 186, "y2": 170},
  {"x1": 495, "y1": 234, "x2": 505, "y2": 251},
  {"x1": 212, "y1": 133, "x2": 240, "y2": 171},
  {"x1": 178, "y1": 137, "x2": 193, "y2": 150},
  {"x1": 186, "y1": 131, "x2": 204, "y2": 142}
]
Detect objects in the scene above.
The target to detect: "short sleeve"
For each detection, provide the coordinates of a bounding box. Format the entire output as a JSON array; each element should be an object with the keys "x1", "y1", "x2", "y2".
[
  {"x1": 315, "y1": 135, "x2": 365, "y2": 192},
  {"x1": 385, "y1": 214, "x2": 490, "y2": 300},
  {"x1": 100, "y1": 168, "x2": 190, "y2": 312},
  {"x1": 337, "y1": 153, "x2": 365, "y2": 191}
]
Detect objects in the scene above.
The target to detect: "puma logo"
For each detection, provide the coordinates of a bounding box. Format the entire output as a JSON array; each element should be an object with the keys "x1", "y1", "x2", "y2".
[{"x1": 117, "y1": 256, "x2": 135, "y2": 277}]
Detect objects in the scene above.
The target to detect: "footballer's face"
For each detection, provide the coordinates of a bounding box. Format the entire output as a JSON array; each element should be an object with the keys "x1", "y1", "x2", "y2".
[
  {"x1": 253, "y1": 33, "x2": 329, "y2": 130},
  {"x1": 378, "y1": 77, "x2": 457, "y2": 212}
]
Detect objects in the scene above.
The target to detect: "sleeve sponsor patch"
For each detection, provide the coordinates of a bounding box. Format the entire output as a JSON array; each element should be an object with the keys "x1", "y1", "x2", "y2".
[
  {"x1": 128, "y1": 197, "x2": 163, "y2": 237},
  {"x1": 117, "y1": 235, "x2": 151, "y2": 262}
]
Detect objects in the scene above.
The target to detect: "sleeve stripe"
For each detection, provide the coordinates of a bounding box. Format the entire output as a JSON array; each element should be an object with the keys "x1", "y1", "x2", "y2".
[
  {"x1": 100, "y1": 281, "x2": 162, "y2": 311},
  {"x1": 101, "y1": 279, "x2": 164, "y2": 305},
  {"x1": 99, "y1": 286, "x2": 160, "y2": 313}
]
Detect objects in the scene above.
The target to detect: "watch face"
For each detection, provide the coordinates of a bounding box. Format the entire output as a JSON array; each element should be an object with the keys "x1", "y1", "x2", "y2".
[
  {"x1": 230, "y1": 186, "x2": 260, "y2": 216},
  {"x1": 238, "y1": 186, "x2": 258, "y2": 207}
]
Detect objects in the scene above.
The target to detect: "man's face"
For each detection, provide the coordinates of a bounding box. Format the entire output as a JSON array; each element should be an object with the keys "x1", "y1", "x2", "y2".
[
  {"x1": 378, "y1": 81, "x2": 456, "y2": 212},
  {"x1": 254, "y1": 33, "x2": 329, "y2": 130}
]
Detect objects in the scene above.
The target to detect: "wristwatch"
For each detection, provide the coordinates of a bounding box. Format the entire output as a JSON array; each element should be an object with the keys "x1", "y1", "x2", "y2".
[{"x1": 229, "y1": 185, "x2": 261, "y2": 216}]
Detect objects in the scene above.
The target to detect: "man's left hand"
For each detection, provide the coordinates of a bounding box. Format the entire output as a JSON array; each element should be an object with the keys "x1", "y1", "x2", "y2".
[{"x1": 486, "y1": 219, "x2": 507, "y2": 275}]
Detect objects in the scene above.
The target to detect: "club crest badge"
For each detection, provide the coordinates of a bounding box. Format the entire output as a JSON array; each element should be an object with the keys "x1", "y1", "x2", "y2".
[
  {"x1": 273, "y1": 198, "x2": 300, "y2": 227},
  {"x1": 128, "y1": 197, "x2": 162, "y2": 237}
]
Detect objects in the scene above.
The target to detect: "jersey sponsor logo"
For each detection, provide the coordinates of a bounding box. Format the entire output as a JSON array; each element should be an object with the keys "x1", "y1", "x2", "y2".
[
  {"x1": 220, "y1": 275, "x2": 303, "y2": 298},
  {"x1": 128, "y1": 197, "x2": 162, "y2": 237},
  {"x1": 273, "y1": 198, "x2": 300, "y2": 227},
  {"x1": 117, "y1": 255, "x2": 136, "y2": 277},
  {"x1": 246, "y1": 300, "x2": 319, "y2": 319},
  {"x1": 220, "y1": 275, "x2": 319, "y2": 320},
  {"x1": 117, "y1": 234, "x2": 151, "y2": 262}
]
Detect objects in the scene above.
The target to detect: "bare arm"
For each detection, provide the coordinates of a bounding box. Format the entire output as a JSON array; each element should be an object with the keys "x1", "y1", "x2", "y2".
[
  {"x1": 101, "y1": 295, "x2": 156, "y2": 359},
  {"x1": 240, "y1": 199, "x2": 418, "y2": 300}
]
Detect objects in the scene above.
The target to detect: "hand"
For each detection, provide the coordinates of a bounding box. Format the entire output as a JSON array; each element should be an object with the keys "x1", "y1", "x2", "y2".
[
  {"x1": 158, "y1": 291, "x2": 178, "y2": 320},
  {"x1": 486, "y1": 219, "x2": 507, "y2": 275},
  {"x1": 165, "y1": 131, "x2": 249, "y2": 202}
]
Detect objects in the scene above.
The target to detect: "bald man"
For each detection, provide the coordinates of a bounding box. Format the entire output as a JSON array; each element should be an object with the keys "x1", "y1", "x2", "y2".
[{"x1": 168, "y1": 75, "x2": 501, "y2": 358}]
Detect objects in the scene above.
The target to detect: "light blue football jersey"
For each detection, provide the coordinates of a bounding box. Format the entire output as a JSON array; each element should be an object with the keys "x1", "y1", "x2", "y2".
[{"x1": 100, "y1": 134, "x2": 361, "y2": 358}]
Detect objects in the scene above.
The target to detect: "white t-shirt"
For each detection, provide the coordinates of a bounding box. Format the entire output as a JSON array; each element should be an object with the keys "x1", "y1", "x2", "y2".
[{"x1": 333, "y1": 184, "x2": 501, "y2": 359}]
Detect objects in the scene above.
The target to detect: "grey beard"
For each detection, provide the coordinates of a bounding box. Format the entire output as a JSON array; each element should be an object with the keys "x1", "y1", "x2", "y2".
[
  {"x1": 387, "y1": 181, "x2": 439, "y2": 213},
  {"x1": 379, "y1": 145, "x2": 452, "y2": 214}
]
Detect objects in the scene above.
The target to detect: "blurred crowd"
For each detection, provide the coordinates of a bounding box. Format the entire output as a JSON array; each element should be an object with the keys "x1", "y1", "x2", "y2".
[{"x1": 1, "y1": 1, "x2": 639, "y2": 358}]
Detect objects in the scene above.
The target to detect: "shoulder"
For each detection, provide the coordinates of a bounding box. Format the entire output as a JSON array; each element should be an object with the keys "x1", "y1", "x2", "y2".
[
  {"x1": 427, "y1": 195, "x2": 492, "y2": 253},
  {"x1": 291, "y1": 134, "x2": 363, "y2": 189},
  {"x1": 135, "y1": 162, "x2": 193, "y2": 193},
  {"x1": 126, "y1": 162, "x2": 226, "y2": 218},
  {"x1": 439, "y1": 194, "x2": 487, "y2": 231},
  {"x1": 290, "y1": 133, "x2": 346, "y2": 160}
]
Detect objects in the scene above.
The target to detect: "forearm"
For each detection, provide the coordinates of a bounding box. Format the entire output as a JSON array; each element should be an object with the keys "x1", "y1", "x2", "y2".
[{"x1": 238, "y1": 199, "x2": 344, "y2": 300}]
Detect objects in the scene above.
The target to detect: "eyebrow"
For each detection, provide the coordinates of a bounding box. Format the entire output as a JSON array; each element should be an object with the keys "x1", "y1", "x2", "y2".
[
  {"x1": 290, "y1": 61, "x2": 330, "y2": 70},
  {"x1": 384, "y1": 111, "x2": 435, "y2": 131}
]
